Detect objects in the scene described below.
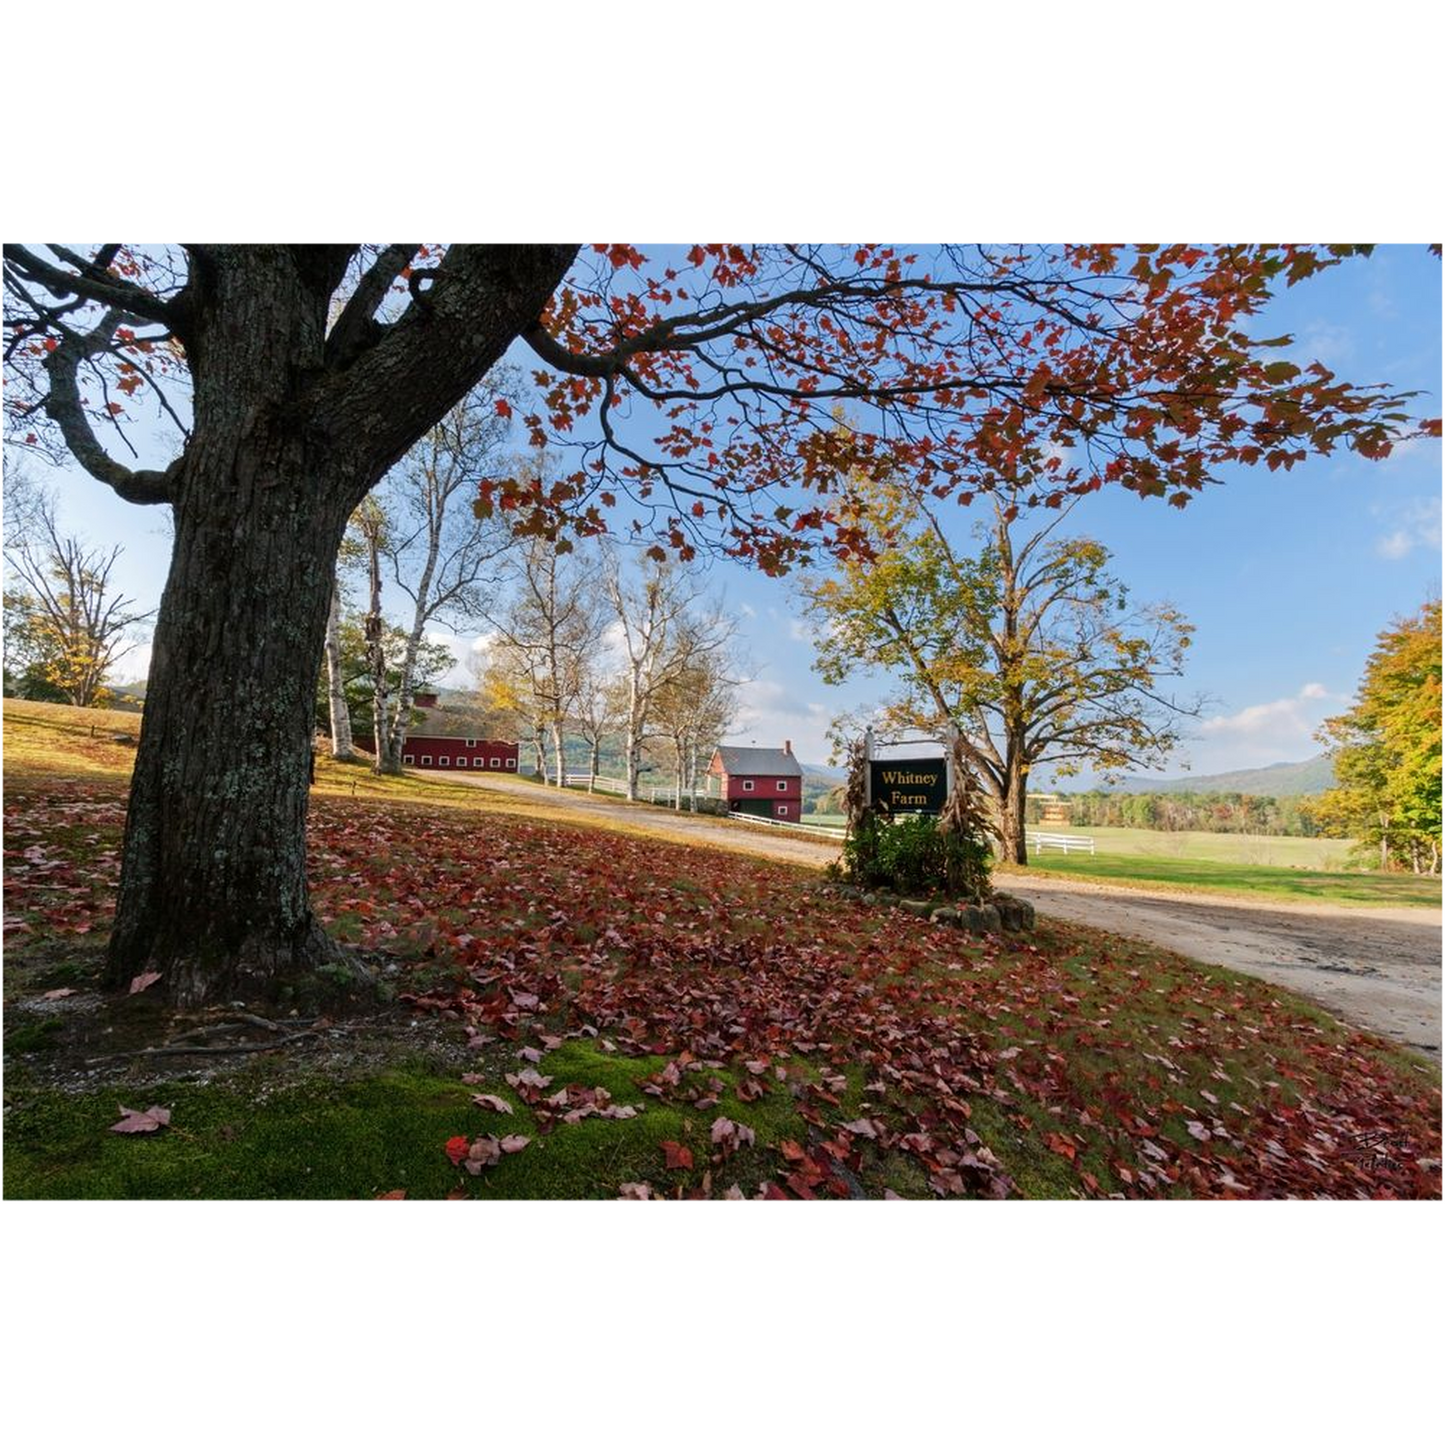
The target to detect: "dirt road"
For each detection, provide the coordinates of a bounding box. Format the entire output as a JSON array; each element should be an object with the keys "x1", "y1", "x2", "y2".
[
  {"x1": 451, "y1": 771, "x2": 851, "y2": 869},
  {"x1": 998, "y1": 874, "x2": 1441, "y2": 1058},
  {"x1": 452, "y1": 774, "x2": 1442, "y2": 1057}
]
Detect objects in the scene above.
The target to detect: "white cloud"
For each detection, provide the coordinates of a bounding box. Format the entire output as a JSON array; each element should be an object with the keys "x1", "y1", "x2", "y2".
[
  {"x1": 1293, "y1": 322, "x2": 1355, "y2": 367},
  {"x1": 728, "y1": 679, "x2": 834, "y2": 764},
  {"x1": 1191, "y1": 683, "x2": 1345, "y2": 771},
  {"x1": 1200, "y1": 684, "x2": 1336, "y2": 739},
  {"x1": 109, "y1": 640, "x2": 153, "y2": 686},
  {"x1": 1373, "y1": 496, "x2": 1441, "y2": 560}
]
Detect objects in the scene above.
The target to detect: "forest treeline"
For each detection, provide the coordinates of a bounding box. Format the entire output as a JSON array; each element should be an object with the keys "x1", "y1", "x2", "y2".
[{"x1": 1025, "y1": 791, "x2": 1323, "y2": 836}]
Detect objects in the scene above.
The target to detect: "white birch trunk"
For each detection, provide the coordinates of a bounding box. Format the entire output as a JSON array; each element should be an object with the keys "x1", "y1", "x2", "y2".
[
  {"x1": 324, "y1": 581, "x2": 356, "y2": 760},
  {"x1": 550, "y1": 719, "x2": 565, "y2": 787}
]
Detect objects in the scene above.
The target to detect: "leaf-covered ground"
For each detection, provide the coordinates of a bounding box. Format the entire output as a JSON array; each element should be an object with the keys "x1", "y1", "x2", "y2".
[{"x1": 4, "y1": 702, "x2": 1440, "y2": 1200}]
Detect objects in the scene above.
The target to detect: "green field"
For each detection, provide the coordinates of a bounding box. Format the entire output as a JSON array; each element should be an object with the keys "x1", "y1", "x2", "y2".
[
  {"x1": 1015, "y1": 828, "x2": 1440, "y2": 907},
  {"x1": 1043, "y1": 826, "x2": 1355, "y2": 869}
]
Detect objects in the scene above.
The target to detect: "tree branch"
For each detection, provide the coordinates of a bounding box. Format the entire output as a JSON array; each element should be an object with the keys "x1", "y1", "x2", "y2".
[
  {"x1": 41, "y1": 308, "x2": 178, "y2": 505},
  {"x1": 325, "y1": 245, "x2": 419, "y2": 367},
  {"x1": 6, "y1": 244, "x2": 179, "y2": 328},
  {"x1": 311, "y1": 244, "x2": 578, "y2": 491}
]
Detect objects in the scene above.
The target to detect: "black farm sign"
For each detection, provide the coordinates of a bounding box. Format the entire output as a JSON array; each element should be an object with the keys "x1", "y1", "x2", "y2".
[{"x1": 868, "y1": 757, "x2": 948, "y2": 815}]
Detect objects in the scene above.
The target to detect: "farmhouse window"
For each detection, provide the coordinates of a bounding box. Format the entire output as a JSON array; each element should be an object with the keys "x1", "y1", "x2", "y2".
[
  {"x1": 491, "y1": 757, "x2": 501, "y2": 768},
  {"x1": 505, "y1": 758, "x2": 516, "y2": 769},
  {"x1": 473, "y1": 757, "x2": 485, "y2": 767},
  {"x1": 778, "y1": 805, "x2": 789, "y2": 816},
  {"x1": 404, "y1": 755, "x2": 414, "y2": 765},
  {"x1": 743, "y1": 780, "x2": 754, "y2": 792},
  {"x1": 421, "y1": 756, "x2": 432, "y2": 766},
  {"x1": 467, "y1": 738, "x2": 476, "y2": 747},
  {"x1": 776, "y1": 781, "x2": 787, "y2": 792},
  {"x1": 437, "y1": 757, "x2": 448, "y2": 767}
]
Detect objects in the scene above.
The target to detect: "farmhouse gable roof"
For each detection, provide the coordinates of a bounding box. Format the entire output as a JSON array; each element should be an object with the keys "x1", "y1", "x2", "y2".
[{"x1": 712, "y1": 744, "x2": 803, "y2": 778}]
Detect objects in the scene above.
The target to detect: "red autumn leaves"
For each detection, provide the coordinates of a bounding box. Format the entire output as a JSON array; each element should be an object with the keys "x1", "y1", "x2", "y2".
[
  {"x1": 6, "y1": 769, "x2": 1440, "y2": 1199},
  {"x1": 110, "y1": 1105, "x2": 170, "y2": 1134},
  {"x1": 446, "y1": 1133, "x2": 532, "y2": 1175}
]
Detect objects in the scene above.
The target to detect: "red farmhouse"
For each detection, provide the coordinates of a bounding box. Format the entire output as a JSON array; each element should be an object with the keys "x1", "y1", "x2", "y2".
[
  {"x1": 401, "y1": 694, "x2": 518, "y2": 774},
  {"x1": 707, "y1": 741, "x2": 804, "y2": 821}
]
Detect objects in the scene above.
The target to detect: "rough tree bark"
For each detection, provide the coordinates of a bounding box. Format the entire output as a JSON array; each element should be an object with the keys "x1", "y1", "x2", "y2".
[{"x1": 90, "y1": 244, "x2": 576, "y2": 1004}]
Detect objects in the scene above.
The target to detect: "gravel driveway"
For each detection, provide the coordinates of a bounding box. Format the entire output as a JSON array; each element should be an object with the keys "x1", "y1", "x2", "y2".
[
  {"x1": 450, "y1": 774, "x2": 1442, "y2": 1057},
  {"x1": 998, "y1": 874, "x2": 1441, "y2": 1058}
]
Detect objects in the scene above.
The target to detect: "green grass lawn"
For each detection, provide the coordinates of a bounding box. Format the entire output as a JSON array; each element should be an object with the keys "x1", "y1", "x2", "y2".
[
  {"x1": 1049, "y1": 825, "x2": 1355, "y2": 868},
  {"x1": 1011, "y1": 848, "x2": 1441, "y2": 907}
]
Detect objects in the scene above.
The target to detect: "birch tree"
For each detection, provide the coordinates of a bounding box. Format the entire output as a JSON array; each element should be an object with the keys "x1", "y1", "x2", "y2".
[
  {"x1": 484, "y1": 530, "x2": 608, "y2": 785},
  {"x1": 570, "y1": 661, "x2": 626, "y2": 790},
  {"x1": 650, "y1": 615, "x2": 740, "y2": 807},
  {"x1": 370, "y1": 377, "x2": 516, "y2": 772},
  {"x1": 605, "y1": 548, "x2": 703, "y2": 801}
]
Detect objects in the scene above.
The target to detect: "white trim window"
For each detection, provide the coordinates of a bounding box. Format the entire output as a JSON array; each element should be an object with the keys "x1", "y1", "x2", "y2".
[
  {"x1": 776, "y1": 780, "x2": 788, "y2": 792},
  {"x1": 437, "y1": 757, "x2": 448, "y2": 767},
  {"x1": 778, "y1": 805, "x2": 789, "y2": 817},
  {"x1": 742, "y1": 779, "x2": 755, "y2": 792},
  {"x1": 505, "y1": 758, "x2": 516, "y2": 770},
  {"x1": 473, "y1": 757, "x2": 485, "y2": 768},
  {"x1": 404, "y1": 755, "x2": 415, "y2": 765},
  {"x1": 421, "y1": 756, "x2": 432, "y2": 766},
  {"x1": 491, "y1": 756, "x2": 501, "y2": 768},
  {"x1": 466, "y1": 737, "x2": 476, "y2": 748}
]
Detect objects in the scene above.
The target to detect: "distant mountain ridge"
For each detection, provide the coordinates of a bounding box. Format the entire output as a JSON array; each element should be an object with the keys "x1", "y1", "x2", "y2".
[{"x1": 1101, "y1": 754, "x2": 1335, "y2": 797}]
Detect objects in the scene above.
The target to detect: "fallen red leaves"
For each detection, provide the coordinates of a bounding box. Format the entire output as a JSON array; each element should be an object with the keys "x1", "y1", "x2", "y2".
[
  {"x1": 661, "y1": 1141, "x2": 694, "y2": 1171},
  {"x1": 6, "y1": 773, "x2": 1440, "y2": 1200},
  {"x1": 110, "y1": 1105, "x2": 170, "y2": 1134},
  {"x1": 320, "y1": 799, "x2": 1438, "y2": 1200}
]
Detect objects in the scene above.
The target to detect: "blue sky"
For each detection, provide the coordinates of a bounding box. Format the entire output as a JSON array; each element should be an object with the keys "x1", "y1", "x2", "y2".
[{"x1": 20, "y1": 246, "x2": 1442, "y2": 778}]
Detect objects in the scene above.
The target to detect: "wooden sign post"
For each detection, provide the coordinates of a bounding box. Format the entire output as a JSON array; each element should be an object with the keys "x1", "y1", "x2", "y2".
[{"x1": 865, "y1": 726, "x2": 950, "y2": 816}]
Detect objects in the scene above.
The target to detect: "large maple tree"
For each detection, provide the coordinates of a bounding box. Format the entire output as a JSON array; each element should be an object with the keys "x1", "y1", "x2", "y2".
[{"x1": 3, "y1": 243, "x2": 1436, "y2": 1005}]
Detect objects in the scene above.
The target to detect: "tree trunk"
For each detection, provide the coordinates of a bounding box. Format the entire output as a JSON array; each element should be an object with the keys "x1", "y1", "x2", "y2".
[
  {"x1": 98, "y1": 244, "x2": 577, "y2": 1006},
  {"x1": 623, "y1": 667, "x2": 644, "y2": 801},
  {"x1": 106, "y1": 451, "x2": 355, "y2": 1006},
  {"x1": 588, "y1": 738, "x2": 600, "y2": 792},
  {"x1": 324, "y1": 581, "x2": 356, "y2": 760},
  {"x1": 551, "y1": 719, "x2": 565, "y2": 787},
  {"x1": 382, "y1": 528, "x2": 441, "y2": 775},
  {"x1": 997, "y1": 760, "x2": 1029, "y2": 865},
  {"x1": 363, "y1": 520, "x2": 391, "y2": 770}
]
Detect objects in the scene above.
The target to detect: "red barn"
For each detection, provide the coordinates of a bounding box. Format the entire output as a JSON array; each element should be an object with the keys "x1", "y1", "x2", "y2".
[
  {"x1": 707, "y1": 741, "x2": 804, "y2": 821},
  {"x1": 400, "y1": 694, "x2": 518, "y2": 774},
  {"x1": 401, "y1": 735, "x2": 518, "y2": 773}
]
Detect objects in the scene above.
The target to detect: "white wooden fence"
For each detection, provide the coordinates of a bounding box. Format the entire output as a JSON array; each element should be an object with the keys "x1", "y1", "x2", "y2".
[
  {"x1": 725, "y1": 813, "x2": 846, "y2": 840},
  {"x1": 563, "y1": 772, "x2": 629, "y2": 794},
  {"x1": 647, "y1": 786, "x2": 715, "y2": 806},
  {"x1": 1027, "y1": 831, "x2": 1096, "y2": 855}
]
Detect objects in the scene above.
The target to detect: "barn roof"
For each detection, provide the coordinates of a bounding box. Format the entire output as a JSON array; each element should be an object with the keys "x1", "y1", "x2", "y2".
[
  {"x1": 406, "y1": 705, "x2": 509, "y2": 740},
  {"x1": 712, "y1": 744, "x2": 803, "y2": 778}
]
